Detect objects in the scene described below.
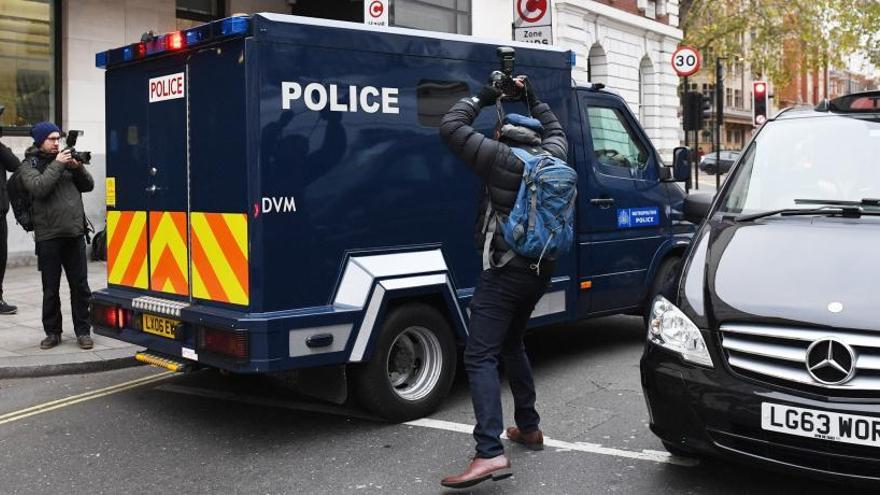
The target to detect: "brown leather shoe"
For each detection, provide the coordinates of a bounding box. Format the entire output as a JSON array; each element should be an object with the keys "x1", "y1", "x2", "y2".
[
  {"x1": 440, "y1": 455, "x2": 512, "y2": 489},
  {"x1": 77, "y1": 335, "x2": 94, "y2": 350},
  {"x1": 506, "y1": 426, "x2": 544, "y2": 451}
]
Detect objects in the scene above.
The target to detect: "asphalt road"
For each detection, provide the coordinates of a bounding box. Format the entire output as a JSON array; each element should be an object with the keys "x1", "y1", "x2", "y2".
[{"x1": 0, "y1": 315, "x2": 872, "y2": 494}]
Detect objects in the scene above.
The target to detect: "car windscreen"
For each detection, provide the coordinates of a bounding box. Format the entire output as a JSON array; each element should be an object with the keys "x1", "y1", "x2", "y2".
[{"x1": 718, "y1": 115, "x2": 880, "y2": 214}]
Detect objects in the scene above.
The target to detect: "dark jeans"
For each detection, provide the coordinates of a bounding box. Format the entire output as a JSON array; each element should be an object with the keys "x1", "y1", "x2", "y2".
[
  {"x1": 0, "y1": 214, "x2": 6, "y2": 299},
  {"x1": 36, "y1": 236, "x2": 91, "y2": 337},
  {"x1": 464, "y1": 265, "x2": 551, "y2": 459}
]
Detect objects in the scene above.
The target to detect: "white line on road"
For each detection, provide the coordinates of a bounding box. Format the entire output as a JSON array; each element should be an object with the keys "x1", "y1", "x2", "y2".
[
  {"x1": 155, "y1": 383, "x2": 698, "y2": 467},
  {"x1": 405, "y1": 418, "x2": 699, "y2": 467}
]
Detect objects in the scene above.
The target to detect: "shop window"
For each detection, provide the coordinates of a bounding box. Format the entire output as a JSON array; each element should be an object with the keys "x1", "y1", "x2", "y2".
[
  {"x1": 177, "y1": 0, "x2": 225, "y2": 30},
  {"x1": 0, "y1": 0, "x2": 59, "y2": 134}
]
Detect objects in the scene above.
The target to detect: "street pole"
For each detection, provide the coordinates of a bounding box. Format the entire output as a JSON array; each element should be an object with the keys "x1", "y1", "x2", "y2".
[
  {"x1": 683, "y1": 76, "x2": 690, "y2": 193},
  {"x1": 715, "y1": 57, "x2": 724, "y2": 191}
]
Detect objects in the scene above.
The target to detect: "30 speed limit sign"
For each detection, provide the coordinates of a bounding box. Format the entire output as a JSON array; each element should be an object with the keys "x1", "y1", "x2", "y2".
[{"x1": 671, "y1": 46, "x2": 701, "y2": 77}]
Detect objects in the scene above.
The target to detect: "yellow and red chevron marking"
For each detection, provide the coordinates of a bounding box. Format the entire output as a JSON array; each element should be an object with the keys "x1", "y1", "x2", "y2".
[
  {"x1": 149, "y1": 211, "x2": 189, "y2": 296},
  {"x1": 106, "y1": 211, "x2": 148, "y2": 288},
  {"x1": 190, "y1": 212, "x2": 249, "y2": 305}
]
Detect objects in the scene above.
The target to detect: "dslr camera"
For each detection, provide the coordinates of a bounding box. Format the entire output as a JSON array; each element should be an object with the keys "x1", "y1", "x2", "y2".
[
  {"x1": 489, "y1": 46, "x2": 523, "y2": 100},
  {"x1": 64, "y1": 130, "x2": 92, "y2": 164}
]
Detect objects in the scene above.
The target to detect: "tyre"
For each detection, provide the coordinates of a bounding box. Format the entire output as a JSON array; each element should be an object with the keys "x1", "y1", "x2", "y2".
[
  {"x1": 352, "y1": 303, "x2": 457, "y2": 422},
  {"x1": 644, "y1": 256, "x2": 682, "y2": 326}
]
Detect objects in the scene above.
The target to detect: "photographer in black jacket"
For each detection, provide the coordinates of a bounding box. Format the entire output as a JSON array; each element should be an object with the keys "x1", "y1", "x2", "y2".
[
  {"x1": 438, "y1": 76, "x2": 568, "y2": 488},
  {"x1": 0, "y1": 108, "x2": 20, "y2": 315}
]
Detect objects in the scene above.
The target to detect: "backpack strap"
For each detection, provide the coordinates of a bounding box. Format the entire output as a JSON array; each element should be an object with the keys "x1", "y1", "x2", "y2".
[{"x1": 480, "y1": 195, "x2": 517, "y2": 271}]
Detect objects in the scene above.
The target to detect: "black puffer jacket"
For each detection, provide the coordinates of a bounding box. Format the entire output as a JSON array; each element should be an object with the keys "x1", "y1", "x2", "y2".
[
  {"x1": 20, "y1": 147, "x2": 94, "y2": 242},
  {"x1": 0, "y1": 142, "x2": 21, "y2": 213},
  {"x1": 439, "y1": 96, "x2": 568, "y2": 253}
]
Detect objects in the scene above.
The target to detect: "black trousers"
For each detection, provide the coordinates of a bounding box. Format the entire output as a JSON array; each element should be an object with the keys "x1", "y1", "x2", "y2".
[
  {"x1": 464, "y1": 264, "x2": 551, "y2": 459},
  {"x1": 36, "y1": 236, "x2": 91, "y2": 336},
  {"x1": 0, "y1": 214, "x2": 6, "y2": 299}
]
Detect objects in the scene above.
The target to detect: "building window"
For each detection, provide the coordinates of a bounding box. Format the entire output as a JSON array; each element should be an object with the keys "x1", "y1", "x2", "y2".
[
  {"x1": 0, "y1": 0, "x2": 59, "y2": 134},
  {"x1": 726, "y1": 88, "x2": 733, "y2": 107},
  {"x1": 734, "y1": 89, "x2": 743, "y2": 109},
  {"x1": 393, "y1": 0, "x2": 471, "y2": 35},
  {"x1": 177, "y1": 0, "x2": 225, "y2": 30}
]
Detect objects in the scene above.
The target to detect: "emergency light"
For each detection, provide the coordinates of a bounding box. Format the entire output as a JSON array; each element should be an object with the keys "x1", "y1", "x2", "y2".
[{"x1": 95, "y1": 16, "x2": 251, "y2": 68}]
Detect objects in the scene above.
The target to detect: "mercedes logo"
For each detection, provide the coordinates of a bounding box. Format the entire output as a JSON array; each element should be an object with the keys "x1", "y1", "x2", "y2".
[{"x1": 805, "y1": 339, "x2": 856, "y2": 385}]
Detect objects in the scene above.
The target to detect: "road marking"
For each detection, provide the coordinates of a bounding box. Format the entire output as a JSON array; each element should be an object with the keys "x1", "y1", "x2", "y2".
[
  {"x1": 155, "y1": 383, "x2": 698, "y2": 467},
  {"x1": 0, "y1": 371, "x2": 174, "y2": 426},
  {"x1": 405, "y1": 418, "x2": 699, "y2": 467}
]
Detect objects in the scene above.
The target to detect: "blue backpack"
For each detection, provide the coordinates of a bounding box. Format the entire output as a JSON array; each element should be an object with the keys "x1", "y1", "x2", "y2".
[{"x1": 483, "y1": 147, "x2": 577, "y2": 273}]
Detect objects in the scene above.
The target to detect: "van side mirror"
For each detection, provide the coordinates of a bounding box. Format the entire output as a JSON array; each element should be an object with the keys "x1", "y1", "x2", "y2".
[
  {"x1": 670, "y1": 146, "x2": 690, "y2": 182},
  {"x1": 684, "y1": 193, "x2": 714, "y2": 223}
]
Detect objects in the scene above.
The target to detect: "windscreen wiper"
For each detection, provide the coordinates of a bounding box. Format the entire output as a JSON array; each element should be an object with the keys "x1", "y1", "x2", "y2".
[
  {"x1": 794, "y1": 198, "x2": 880, "y2": 207},
  {"x1": 733, "y1": 206, "x2": 876, "y2": 222}
]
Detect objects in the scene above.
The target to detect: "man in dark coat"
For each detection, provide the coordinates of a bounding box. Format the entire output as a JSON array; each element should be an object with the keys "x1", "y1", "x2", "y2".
[
  {"x1": 438, "y1": 77, "x2": 569, "y2": 488},
  {"x1": 21, "y1": 122, "x2": 95, "y2": 350},
  {"x1": 0, "y1": 133, "x2": 20, "y2": 314}
]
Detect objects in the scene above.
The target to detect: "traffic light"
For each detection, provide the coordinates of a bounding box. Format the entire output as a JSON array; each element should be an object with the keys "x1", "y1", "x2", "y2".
[
  {"x1": 753, "y1": 81, "x2": 768, "y2": 126},
  {"x1": 701, "y1": 94, "x2": 712, "y2": 125},
  {"x1": 682, "y1": 92, "x2": 703, "y2": 131}
]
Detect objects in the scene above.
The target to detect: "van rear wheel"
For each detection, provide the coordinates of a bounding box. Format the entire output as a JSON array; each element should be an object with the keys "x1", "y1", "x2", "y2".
[{"x1": 352, "y1": 303, "x2": 456, "y2": 422}]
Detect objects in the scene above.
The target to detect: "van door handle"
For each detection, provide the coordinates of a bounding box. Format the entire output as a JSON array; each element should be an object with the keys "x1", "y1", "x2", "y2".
[{"x1": 590, "y1": 198, "x2": 615, "y2": 208}]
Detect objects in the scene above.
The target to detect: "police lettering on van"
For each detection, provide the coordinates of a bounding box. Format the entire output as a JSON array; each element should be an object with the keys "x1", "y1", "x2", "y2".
[
  {"x1": 281, "y1": 82, "x2": 399, "y2": 114},
  {"x1": 149, "y1": 72, "x2": 185, "y2": 102}
]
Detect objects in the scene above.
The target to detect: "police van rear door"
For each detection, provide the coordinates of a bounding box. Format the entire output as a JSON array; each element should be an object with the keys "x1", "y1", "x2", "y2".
[
  {"x1": 103, "y1": 25, "x2": 250, "y2": 308},
  {"x1": 105, "y1": 53, "x2": 189, "y2": 298}
]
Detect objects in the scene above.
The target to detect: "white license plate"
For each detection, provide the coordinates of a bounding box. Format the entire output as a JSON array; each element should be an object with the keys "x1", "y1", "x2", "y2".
[{"x1": 761, "y1": 402, "x2": 880, "y2": 448}]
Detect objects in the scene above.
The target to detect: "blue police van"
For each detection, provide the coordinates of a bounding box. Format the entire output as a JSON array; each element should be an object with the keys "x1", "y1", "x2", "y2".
[{"x1": 92, "y1": 13, "x2": 693, "y2": 421}]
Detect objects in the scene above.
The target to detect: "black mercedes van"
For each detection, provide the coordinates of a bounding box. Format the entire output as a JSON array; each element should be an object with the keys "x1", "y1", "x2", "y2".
[{"x1": 641, "y1": 91, "x2": 880, "y2": 483}]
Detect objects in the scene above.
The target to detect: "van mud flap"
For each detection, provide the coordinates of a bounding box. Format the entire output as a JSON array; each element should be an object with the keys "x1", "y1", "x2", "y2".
[{"x1": 269, "y1": 365, "x2": 348, "y2": 405}]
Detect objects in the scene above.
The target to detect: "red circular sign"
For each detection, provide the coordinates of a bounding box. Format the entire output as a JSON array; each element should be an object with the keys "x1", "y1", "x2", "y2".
[
  {"x1": 517, "y1": 0, "x2": 548, "y2": 23},
  {"x1": 671, "y1": 45, "x2": 701, "y2": 77},
  {"x1": 369, "y1": 0, "x2": 384, "y2": 18}
]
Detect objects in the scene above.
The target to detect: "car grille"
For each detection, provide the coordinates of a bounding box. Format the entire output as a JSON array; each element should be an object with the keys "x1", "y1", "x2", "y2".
[{"x1": 719, "y1": 323, "x2": 880, "y2": 394}]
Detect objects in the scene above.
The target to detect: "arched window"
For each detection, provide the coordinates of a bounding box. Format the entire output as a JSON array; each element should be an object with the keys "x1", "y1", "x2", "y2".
[
  {"x1": 587, "y1": 43, "x2": 608, "y2": 85},
  {"x1": 638, "y1": 56, "x2": 656, "y2": 131}
]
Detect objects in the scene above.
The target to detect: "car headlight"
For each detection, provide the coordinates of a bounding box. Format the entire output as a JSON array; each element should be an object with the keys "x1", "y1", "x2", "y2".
[{"x1": 647, "y1": 296, "x2": 714, "y2": 367}]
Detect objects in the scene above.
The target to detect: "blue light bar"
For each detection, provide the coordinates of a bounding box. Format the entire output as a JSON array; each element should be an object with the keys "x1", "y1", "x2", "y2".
[
  {"x1": 95, "y1": 15, "x2": 250, "y2": 69},
  {"x1": 185, "y1": 29, "x2": 203, "y2": 46},
  {"x1": 569, "y1": 52, "x2": 576, "y2": 67},
  {"x1": 220, "y1": 16, "x2": 249, "y2": 37}
]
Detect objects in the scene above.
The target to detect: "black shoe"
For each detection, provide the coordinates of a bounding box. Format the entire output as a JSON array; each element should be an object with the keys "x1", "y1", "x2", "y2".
[
  {"x1": 40, "y1": 334, "x2": 62, "y2": 350},
  {"x1": 77, "y1": 335, "x2": 94, "y2": 350},
  {"x1": 0, "y1": 300, "x2": 17, "y2": 315}
]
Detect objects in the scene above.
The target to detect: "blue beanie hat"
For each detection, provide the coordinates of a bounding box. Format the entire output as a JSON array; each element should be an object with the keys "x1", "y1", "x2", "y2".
[
  {"x1": 502, "y1": 113, "x2": 544, "y2": 135},
  {"x1": 30, "y1": 122, "x2": 61, "y2": 147}
]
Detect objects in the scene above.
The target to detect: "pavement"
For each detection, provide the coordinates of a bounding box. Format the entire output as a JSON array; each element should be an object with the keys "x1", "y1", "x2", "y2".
[{"x1": 0, "y1": 260, "x2": 142, "y2": 378}]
